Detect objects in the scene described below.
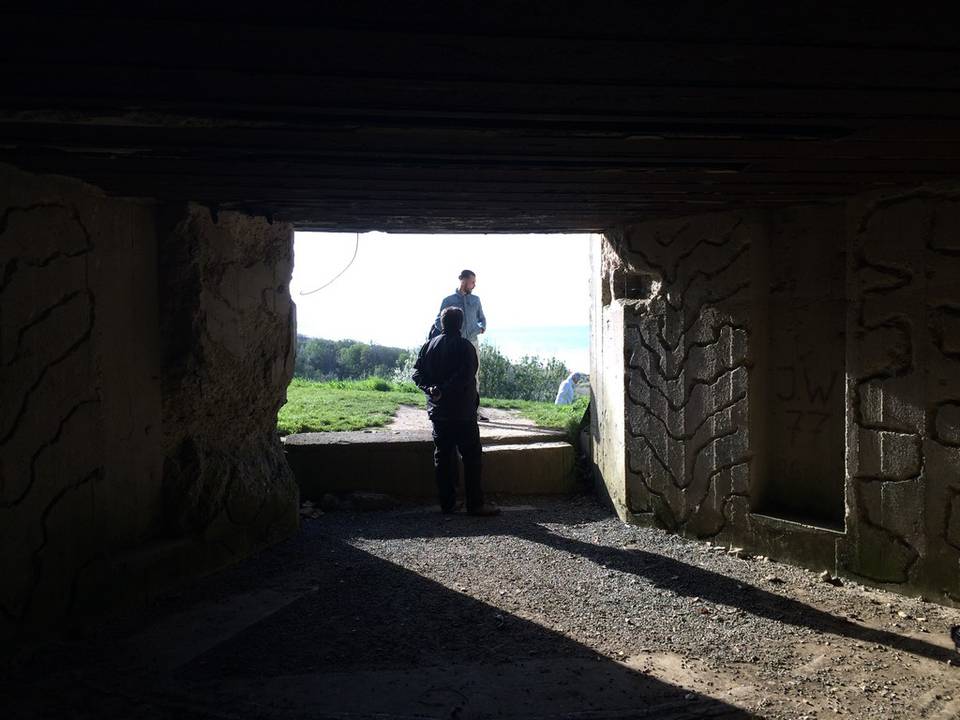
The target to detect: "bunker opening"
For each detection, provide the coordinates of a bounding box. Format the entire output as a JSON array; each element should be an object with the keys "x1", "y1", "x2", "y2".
[{"x1": 280, "y1": 231, "x2": 595, "y2": 507}]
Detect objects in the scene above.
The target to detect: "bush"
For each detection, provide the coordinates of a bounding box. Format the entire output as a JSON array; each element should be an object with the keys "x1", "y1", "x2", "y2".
[
  {"x1": 294, "y1": 336, "x2": 413, "y2": 381},
  {"x1": 478, "y1": 343, "x2": 569, "y2": 402},
  {"x1": 294, "y1": 334, "x2": 574, "y2": 404}
]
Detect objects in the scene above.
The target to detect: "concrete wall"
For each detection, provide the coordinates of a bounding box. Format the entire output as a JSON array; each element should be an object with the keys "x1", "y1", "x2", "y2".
[
  {"x1": 845, "y1": 186, "x2": 960, "y2": 601},
  {"x1": 0, "y1": 164, "x2": 298, "y2": 643},
  {"x1": 589, "y1": 235, "x2": 628, "y2": 514},
  {"x1": 593, "y1": 185, "x2": 960, "y2": 605}
]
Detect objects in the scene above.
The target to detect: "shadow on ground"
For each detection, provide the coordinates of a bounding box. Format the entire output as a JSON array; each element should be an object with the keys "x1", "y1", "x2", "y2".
[
  {"x1": 355, "y1": 505, "x2": 955, "y2": 665},
  {"x1": 6, "y1": 504, "x2": 752, "y2": 719}
]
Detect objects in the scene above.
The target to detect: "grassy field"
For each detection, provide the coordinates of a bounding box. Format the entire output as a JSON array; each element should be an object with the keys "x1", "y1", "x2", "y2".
[{"x1": 277, "y1": 377, "x2": 588, "y2": 437}]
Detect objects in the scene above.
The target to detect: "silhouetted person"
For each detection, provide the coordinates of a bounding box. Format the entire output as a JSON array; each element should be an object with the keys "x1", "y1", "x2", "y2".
[
  {"x1": 433, "y1": 269, "x2": 488, "y2": 420},
  {"x1": 414, "y1": 306, "x2": 499, "y2": 516}
]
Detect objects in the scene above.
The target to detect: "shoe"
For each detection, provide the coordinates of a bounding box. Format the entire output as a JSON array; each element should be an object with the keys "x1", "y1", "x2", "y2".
[
  {"x1": 478, "y1": 413, "x2": 490, "y2": 422},
  {"x1": 466, "y1": 503, "x2": 500, "y2": 517}
]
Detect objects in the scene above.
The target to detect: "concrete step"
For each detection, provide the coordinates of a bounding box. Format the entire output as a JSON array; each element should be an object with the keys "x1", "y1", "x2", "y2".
[
  {"x1": 286, "y1": 435, "x2": 576, "y2": 500},
  {"x1": 284, "y1": 424, "x2": 566, "y2": 448}
]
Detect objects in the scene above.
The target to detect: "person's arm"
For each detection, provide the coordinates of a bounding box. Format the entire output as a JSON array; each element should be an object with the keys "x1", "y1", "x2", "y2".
[
  {"x1": 411, "y1": 342, "x2": 433, "y2": 394},
  {"x1": 477, "y1": 298, "x2": 486, "y2": 333}
]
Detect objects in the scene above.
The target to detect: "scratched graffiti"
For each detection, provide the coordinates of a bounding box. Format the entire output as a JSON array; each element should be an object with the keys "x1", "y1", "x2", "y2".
[
  {"x1": 772, "y1": 364, "x2": 840, "y2": 445},
  {"x1": 773, "y1": 365, "x2": 839, "y2": 405}
]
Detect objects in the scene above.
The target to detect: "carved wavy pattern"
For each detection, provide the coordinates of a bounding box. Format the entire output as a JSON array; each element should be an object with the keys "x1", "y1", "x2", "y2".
[
  {"x1": 927, "y1": 199, "x2": 960, "y2": 257},
  {"x1": 627, "y1": 219, "x2": 743, "y2": 286},
  {"x1": 845, "y1": 194, "x2": 960, "y2": 585},
  {"x1": 628, "y1": 427, "x2": 679, "y2": 487},
  {"x1": 628, "y1": 358, "x2": 749, "y2": 414},
  {"x1": 945, "y1": 488, "x2": 960, "y2": 552},
  {"x1": 4, "y1": 290, "x2": 85, "y2": 366},
  {"x1": 850, "y1": 245, "x2": 920, "y2": 436},
  {"x1": 627, "y1": 385, "x2": 747, "y2": 444},
  {"x1": 653, "y1": 282, "x2": 750, "y2": 352},
  {"x1": 930, "y1": 304, "x2": 960, "y2": 362},
  {"x1": 930, "y1": 400, "x2": 960, "y2": 448},
  {"x1": 16, "y1": 468, "x2": 103, "y2": 623},
  {"x1": 620, "y1": 215, "x2": 751, "y2": 537},
  {"x1": 0, "y1": 200, "x2": 103, "y2": 630},
  {"x1": 1, "y1": 397, "x2": 99, "y2": 508},
  {"x1": 627, "y1": 320, "x2": 748, "y2": 383},
  {"x1": 851, "y1": 481, "x2": 921, "y2": 584},
  {"x1": 0, "y1": 203, "x2": 93, "y2": 293},
  {"x1": 0, "y1": 291, "x2": 96, "y2": 446}
]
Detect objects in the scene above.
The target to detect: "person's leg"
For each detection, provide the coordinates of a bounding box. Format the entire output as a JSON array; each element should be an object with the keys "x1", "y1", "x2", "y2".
[
  {"x1": 470, "y1": 338, "x2": 481, "y2": 394},
  {"x1": 432, "y1": 421, "x2": 457, "y2": 512},
  {"x1": 470, "y1": 338, "x2": 489, "y2": 421},
  {"x1": 455, "y1": 420, "x2": 484, "y2": 511}
]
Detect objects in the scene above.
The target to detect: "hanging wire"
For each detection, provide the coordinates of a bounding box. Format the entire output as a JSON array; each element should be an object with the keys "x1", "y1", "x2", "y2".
[{"x1": 299, "y1": 232, "x2": 360, "y2": 296}]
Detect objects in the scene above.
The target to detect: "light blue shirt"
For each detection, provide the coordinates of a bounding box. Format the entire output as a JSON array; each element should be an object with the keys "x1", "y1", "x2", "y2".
[{"x1": 435, "y1": 289, "x2": 486, "y2": 342}]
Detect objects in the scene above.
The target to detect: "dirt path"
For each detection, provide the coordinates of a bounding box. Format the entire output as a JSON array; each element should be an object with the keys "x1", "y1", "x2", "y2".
[
  {"x1": 360, "y1": 404, "x2": 567, "y2": 445},
  {"x1": 379, "y1": 404, "x2": 539, "y2": 434}
]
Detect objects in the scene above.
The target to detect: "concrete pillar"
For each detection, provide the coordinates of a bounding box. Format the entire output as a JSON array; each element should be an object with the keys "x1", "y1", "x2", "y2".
[
  {"x1": 589, "y1": 234, "x2": 627, "y2": 516},
  {"x1": 0, "y1": 163, "x2": 299, "y2": 642}
]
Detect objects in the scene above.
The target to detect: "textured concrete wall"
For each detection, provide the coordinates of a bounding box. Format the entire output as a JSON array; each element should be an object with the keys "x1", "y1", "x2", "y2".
[
  {"x1": 594, "y1": 187, "x2": 960, "y2": 604},
  {"x1": 0, "y1": 164, "x2": 298, "y2": 642},
  {"x1": 1, "y1": 164, "x2": 163, "y2": 639},
  {"x1": 845, "y1": 186, "x2": 960, "y2": 602},
  {"x1": 158, "y1": 206, "x2": 298, "y2": 545},
  {"x1": 600, "y1": 213, "x2": 757, "y2": 538}
]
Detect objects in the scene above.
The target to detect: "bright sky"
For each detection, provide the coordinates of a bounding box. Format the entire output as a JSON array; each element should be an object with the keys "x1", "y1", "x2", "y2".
[{"x1": 291, "y1": 232, "x2": 594, "y2": 370}]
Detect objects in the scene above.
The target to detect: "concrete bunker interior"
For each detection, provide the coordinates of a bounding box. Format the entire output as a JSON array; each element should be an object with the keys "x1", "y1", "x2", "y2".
[{"x1": 4, "y1": 5, "x2": 960, "y2": 713}]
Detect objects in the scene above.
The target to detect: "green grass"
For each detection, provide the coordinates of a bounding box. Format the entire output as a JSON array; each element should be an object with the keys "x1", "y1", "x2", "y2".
[
  {"x1": 277, "y1": 377, "x2": 424, "y2": 435},
  {"x1": 278, "y1": 377, "x2": 589, "y2": 437},
  {"x1": 482, "y1": 395, "x2": 589, "y2": 438}
]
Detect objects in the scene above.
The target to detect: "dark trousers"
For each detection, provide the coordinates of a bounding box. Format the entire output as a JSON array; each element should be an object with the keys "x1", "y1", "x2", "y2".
[{"x1": 431, "y1": 418, "x2": 483, "y2": 511}]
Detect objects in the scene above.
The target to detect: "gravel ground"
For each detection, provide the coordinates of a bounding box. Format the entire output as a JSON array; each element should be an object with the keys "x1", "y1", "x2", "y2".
[
  {"x1": 330, "y1": 497, "x2": 960, "y2": 719},
  {"x1": 5, "y1": 496, "x2": 960, "y2": 719}
]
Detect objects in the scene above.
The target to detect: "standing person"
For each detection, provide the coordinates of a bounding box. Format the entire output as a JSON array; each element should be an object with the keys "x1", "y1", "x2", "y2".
[
  {"x1": 414, "y1": 307, "x2": 499, "y2": 516},
  {"x1": 434, "y1": 269, "x2": 488, "y2": 418},
  {"x1": 554, "y1": 372, "x2": 582, "y2": 405}
]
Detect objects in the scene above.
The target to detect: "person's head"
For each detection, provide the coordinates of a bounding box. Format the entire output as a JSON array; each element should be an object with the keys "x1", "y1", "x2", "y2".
[
  {"x1": 458, "y1": 269, "x2": 477, "y2": 294},
  {"x1": 440, "y1": 306, "x2": 464, "y2": 334}
]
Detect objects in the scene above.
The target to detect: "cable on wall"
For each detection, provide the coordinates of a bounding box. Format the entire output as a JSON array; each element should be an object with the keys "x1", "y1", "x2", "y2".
[{"x1": 299, "y1": 232, "x2": 360, "y2": 296}]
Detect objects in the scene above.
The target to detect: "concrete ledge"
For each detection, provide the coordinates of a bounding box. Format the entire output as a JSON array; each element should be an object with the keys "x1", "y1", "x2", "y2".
[
  {"x1": 742, "y1": 513, "x2": 845, "y2": 573},
  {"x1": 283, "y1": 424, "x2": 566, "y2": 448},
  {"x1": 285, "y1": 433, "x2": 576, "y2": 500},
  {"x1": 484, "y1": 442, "x2": 577, "y2": 495}
]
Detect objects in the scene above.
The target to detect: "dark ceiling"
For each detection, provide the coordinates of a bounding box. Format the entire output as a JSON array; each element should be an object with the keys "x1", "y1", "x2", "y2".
[{"x1": 3, "y1": 2, "x2": 960, "y2": 231}]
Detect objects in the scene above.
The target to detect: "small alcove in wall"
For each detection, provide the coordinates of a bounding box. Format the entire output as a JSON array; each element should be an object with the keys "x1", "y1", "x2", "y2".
[{"x1": 751, "y1": 207, "x2": 847, "y2": 530}]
